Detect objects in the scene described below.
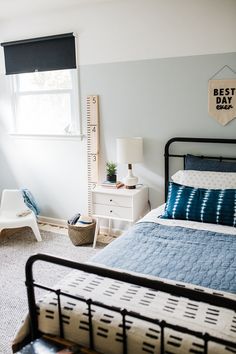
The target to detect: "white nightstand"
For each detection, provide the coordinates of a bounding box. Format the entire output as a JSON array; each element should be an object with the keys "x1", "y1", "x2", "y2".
[{"x1": 92, "y1": 185, "x2": 149, "y2": 248}]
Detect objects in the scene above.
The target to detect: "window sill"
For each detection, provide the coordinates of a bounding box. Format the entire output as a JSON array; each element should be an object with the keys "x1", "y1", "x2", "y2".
[{"x1": 9, "y1": 133, "x2": 85, "y2": 140}]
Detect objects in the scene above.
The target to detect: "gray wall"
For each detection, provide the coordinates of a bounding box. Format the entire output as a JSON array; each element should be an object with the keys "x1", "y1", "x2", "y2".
[
  {"x1": 0, "y1": 51, "x2": 236, "y2": 218},
  {"x1": 80, "y1": 51, "x2": 236, "y2": 209}
]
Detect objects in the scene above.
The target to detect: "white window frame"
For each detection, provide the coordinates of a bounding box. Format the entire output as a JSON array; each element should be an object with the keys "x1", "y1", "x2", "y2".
[{"x1": 10, "y1": 69, "x2": 82, "y2": 139}]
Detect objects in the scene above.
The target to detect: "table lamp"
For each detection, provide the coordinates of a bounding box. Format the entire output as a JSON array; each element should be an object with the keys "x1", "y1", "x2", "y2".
[{"x1": 116, "y1": 137, "x2": 143, "y2": 189}]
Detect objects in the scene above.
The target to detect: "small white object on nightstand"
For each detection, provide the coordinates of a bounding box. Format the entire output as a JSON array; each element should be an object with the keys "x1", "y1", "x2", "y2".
[{"x1": 92, "y1": 185, "x2": 148, "y2": 248}]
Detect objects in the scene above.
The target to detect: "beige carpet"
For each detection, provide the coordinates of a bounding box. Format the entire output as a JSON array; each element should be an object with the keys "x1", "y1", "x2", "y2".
[{"x1": 0, "y1": 227, "x2": 107, "y2": 354}]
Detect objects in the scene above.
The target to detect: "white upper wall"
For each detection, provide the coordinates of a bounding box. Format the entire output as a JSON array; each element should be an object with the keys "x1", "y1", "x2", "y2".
[{"x1": 0, "y1": 0, "x2": 235, "y2": 66}]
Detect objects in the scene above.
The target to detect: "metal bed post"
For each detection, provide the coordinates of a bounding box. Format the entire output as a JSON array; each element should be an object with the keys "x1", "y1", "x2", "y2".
[
  {"x1": 25, "y1": 255, "x2": 40, "y2": 340},
  {"x1": 56, "y1": 289, "x2": 64, "y2": 338},
  {"x1": 160, "y1": 320, "x2": 165, "y2": 354},
  {"x1": 87, "y1": 299, "x2": 95, "y2": 350},
  {"x1": 203, "y1": 333, "x2": 209, "y2": 354},
  {"x1": 121, "y1": 309, "x2": 128, "y2": 354}
]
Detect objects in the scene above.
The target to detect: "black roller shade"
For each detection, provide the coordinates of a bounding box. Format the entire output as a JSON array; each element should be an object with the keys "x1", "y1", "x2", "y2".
[{"x1": 1, "y1": 33, "x2": 76, "y2": 75}]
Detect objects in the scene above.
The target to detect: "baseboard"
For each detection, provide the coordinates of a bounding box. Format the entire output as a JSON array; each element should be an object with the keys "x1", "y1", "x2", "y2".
[
  {"x1": 99, "y1": 226, "x2": 123, "y2": 237},
  {"x1": 38, "y1": 215, "x2": 67, "y2": 227},
  {"x1": 38, "y1": 216, "x2": 125, "y2": 237}
]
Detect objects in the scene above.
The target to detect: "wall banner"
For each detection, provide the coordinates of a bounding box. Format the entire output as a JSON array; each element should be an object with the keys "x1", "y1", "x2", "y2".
[{"x1": 208, "y1": 79, "x2": 236, "y2": 126}]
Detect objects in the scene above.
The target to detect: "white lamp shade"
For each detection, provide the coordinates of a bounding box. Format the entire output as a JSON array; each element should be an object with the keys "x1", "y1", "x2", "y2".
[{"x1": 116, "y1": 137, "x2": 143, "y2": 164}]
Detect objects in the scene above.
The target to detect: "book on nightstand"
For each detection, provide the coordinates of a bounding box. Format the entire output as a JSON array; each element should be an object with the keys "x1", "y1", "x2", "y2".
[{"x1": 100, "y1": 181, "x2": 124, "y2": 189}]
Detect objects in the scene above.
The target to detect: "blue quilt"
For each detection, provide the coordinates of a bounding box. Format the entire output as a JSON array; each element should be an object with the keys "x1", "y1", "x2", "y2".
[{"x1": 92, "y1": 222, "x2": 236, "y2": 294}]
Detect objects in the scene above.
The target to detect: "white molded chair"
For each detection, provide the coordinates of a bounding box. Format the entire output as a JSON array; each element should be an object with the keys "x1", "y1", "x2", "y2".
[{"x1": 0, "y1": 189, "x2": 42, "y2": 242}]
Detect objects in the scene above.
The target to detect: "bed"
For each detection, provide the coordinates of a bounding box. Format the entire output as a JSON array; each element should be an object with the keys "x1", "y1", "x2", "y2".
[{"x1": 14, "y1": 137, "x2": 236, "y2": 354}]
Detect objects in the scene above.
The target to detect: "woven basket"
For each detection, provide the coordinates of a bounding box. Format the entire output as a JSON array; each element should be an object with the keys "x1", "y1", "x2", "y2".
[{"x1": 67, "y1": 221, "x2": 96, "y2": 246}]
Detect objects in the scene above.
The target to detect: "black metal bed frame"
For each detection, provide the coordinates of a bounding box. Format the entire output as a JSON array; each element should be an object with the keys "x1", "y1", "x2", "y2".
[
  {"x1": 164, "y1": 137, "x2": 236, "y2": 201},
  {"x1": 24, "y1": 137, "x2": 236, "y2": 354},
  {"x1": 26, "y1": 254, "x2": 236, "y2": 354}
]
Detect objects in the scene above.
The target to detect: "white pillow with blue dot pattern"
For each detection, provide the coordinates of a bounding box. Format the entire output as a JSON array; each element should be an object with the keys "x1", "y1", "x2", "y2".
[{"x1": 171, "y1": 170, "x2": 236, "y2": 189}]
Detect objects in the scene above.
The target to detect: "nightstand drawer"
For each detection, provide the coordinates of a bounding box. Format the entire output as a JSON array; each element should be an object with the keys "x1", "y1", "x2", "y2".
[
  {"x1": 93, "y1": 203, "x2": 132, "y2": 220},
  {"x1": 93, "y1": 193, "x2": 132, "y2": 208}
]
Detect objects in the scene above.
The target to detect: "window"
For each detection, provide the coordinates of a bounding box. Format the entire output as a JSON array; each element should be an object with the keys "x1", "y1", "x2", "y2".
[{"x1": 11, "y1": 69, "x2": 80, "y2": 136}]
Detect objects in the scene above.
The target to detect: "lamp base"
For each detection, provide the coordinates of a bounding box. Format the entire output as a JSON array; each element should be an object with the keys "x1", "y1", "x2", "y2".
[
  {"x1": 125, "y1": 185, "x2": 136, "y2": 189},
  {"x1": 124, "y1": 168, "x2": 138, "y2": 189}
]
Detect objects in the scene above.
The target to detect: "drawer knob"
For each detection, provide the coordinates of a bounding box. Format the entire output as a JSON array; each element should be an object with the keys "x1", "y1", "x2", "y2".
[
  {"x1": 110, "y1": 210, "x2": 113, "y2": 213},
  {"x1": 110, "y1": 199, "x2": 112, "y2": 202}
]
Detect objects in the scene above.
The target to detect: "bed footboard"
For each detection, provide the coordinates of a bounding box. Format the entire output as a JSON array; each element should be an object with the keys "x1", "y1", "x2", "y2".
[{"x1": 25, "y1": 253, "x2": 236, "y2": 354}]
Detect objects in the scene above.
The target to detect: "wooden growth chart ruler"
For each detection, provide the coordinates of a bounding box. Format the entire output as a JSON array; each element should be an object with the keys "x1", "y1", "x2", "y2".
[{"x1": 87, "y1": 95, "x2": 99, "y2": 215}]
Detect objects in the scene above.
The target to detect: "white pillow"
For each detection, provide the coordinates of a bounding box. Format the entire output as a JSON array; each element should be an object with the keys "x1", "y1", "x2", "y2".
[{"x1": 171, "y1": 170, "x2": 236, "y2": 189}]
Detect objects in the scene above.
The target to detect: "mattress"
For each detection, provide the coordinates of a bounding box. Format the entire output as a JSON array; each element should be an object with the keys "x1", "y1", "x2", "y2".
[{"x1": 14, "y1": 207, "x2": 236, "y2": 353}]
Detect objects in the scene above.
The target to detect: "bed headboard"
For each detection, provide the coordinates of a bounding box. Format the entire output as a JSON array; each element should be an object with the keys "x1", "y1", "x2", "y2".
[{"x1": 164, "y1": 137, "x2": 236, "y2": 201}]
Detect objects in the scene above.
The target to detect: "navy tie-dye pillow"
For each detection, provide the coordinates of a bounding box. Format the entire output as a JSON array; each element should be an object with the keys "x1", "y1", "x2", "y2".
[{"x1": 161, "y1": 182, "x2": 236, "y2": 227}]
